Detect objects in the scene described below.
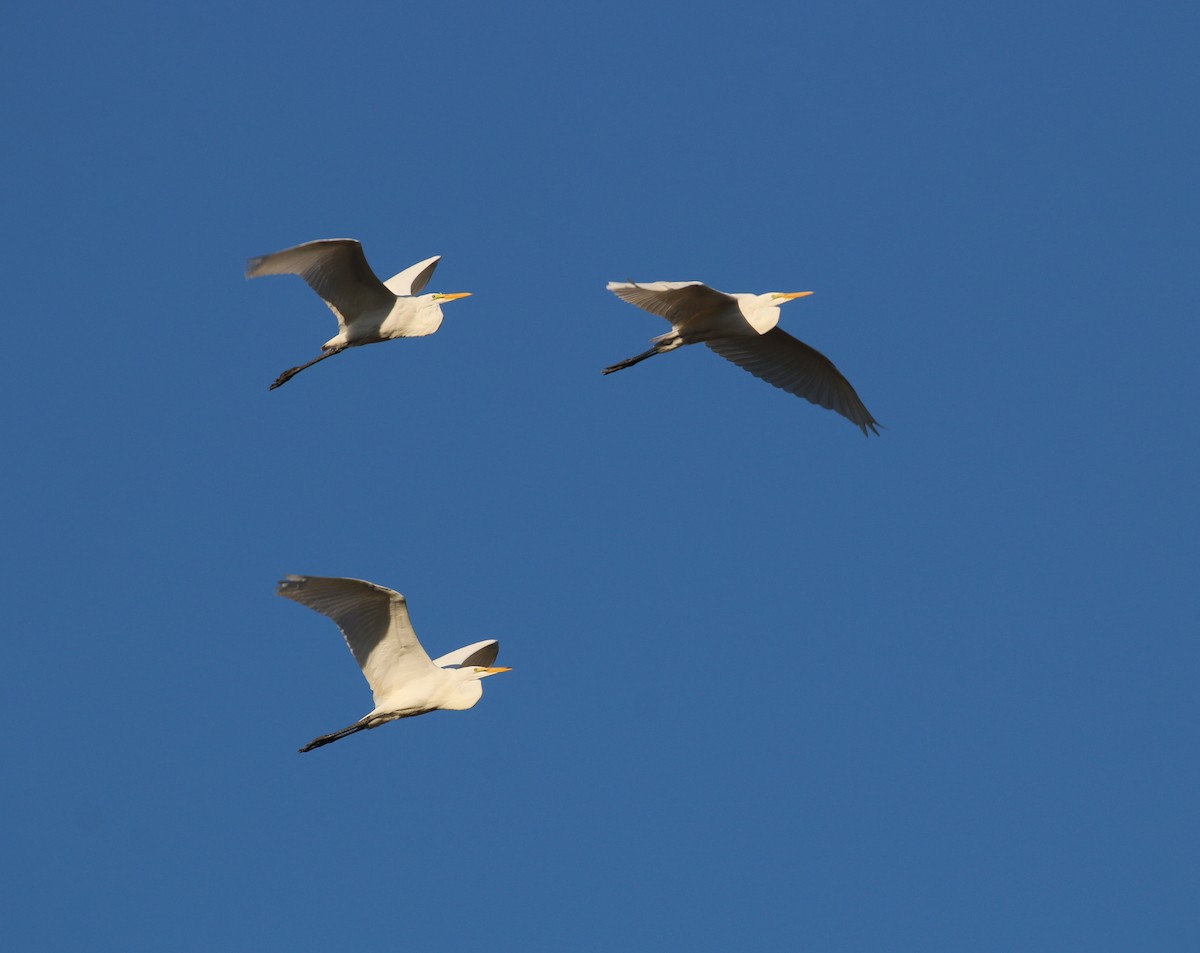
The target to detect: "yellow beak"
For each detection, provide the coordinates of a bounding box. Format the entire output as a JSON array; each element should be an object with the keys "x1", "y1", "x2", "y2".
[
  {"x1": 775, "y1": 291, "x2": 814, "y2": 301},
  {"x1": 483, "y1": 666, "x2": 512, "y2": 674},
  {"x1": 435, "y1": 292, "x2": 472, "y2": 301}
]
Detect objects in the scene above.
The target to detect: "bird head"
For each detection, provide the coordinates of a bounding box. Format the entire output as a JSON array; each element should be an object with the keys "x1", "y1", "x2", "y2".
[
  {"x1": 738, "y1": 291, "x2": 813, "y2": 332},
  {"x1": 469, "y1": 665, "x2": 512, "y2": 680},
  {"x1": 441, "y1": 664, "x2": 511, "y2": 711}
]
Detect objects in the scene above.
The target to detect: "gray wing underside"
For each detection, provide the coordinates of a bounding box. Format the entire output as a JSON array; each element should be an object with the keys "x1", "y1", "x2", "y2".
[
  {"x1": 277, "y1": 574, "x2": 438, "y2": 698},
  {"x1": 431, "y1": 639, "x2": 499, "y2": 668},
  {"x1": 247, "y1": 239, "x2": 394, "y2": 328},
  {"x1": 606, "y1": 281, "x2": 735, "y2": 324},
  {"x1": 383, "y1": 255, "x2": 441, "y2": 296},
  {"x1": 706, "y1": 329, "x2": 881, "y2": 436}
]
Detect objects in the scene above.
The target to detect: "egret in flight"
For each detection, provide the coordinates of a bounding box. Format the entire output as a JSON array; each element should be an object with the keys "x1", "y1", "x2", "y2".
[
  {"x1": 246, "y1": 239, "x2": 471, "y2": 389},
  {"x1": 278, "y1": 575, "x2": 511, "y2": 752},
  {"x1": 604, "y1": 281, "x2": 879, "y2": 435}
]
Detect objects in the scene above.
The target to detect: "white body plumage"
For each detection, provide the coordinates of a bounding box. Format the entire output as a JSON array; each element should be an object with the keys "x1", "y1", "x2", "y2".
[
  {"x1": 604, "y1": 280, "x2": 879, "y2": 436},
  {"x1": 247, "y1": 238, "x2": 471, "y2": 389},
  {"x1": 278, "y1": 575, "x2": 510, "y2": 752}
]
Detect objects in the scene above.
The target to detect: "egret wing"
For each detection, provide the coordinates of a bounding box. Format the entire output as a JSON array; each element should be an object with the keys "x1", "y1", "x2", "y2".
[
  {"x1": 607, "y1": 281, "x2": 735, "y2": 324},
  {"x1": 706, "y1": 328, "x2": 880, "y2": 436},
  {"x1": 383, "y1": 255, "x2": 441, "y2": 296},
  {"x1": 277, "y1": 575, "x2": 438, "y2": 700},
  {"x1": 247, "y1": 239, "x2": 394, "y2": 329},
  {"x1": 431, "y1": 640, "x2": 499, "y2": 669}
]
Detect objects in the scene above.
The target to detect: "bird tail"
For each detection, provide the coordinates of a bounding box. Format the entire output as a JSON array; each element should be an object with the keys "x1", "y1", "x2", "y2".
[{"x1": 299, "y1": 718, "x2": 372, "y2": 752}]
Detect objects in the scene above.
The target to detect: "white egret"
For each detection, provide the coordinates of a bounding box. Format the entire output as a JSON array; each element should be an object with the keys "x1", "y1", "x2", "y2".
[
  {"x1": 277, "y1": 575, "x2": 510, "y2": 752},
  {"x1": 246, "y1": 239, "x2": 471, "y2": 390},
  {"x1": 604, "y1": 281, "x2": 880, "y2": 435}
]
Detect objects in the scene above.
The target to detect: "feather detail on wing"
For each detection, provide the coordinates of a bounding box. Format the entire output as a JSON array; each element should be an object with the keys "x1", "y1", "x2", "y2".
[
  {"x1": 383, "y1": 256, "x2": 441, "y2": 296},
  {"x1": 705, "y1": 329, "x2": 880, "y2": 436},
  {"x1": 247, "y1": 239, "x2": 394, "y2": 329},
  {"x1": 431, "y1": 640, "x2": 500, "y2": 669},
  {"x1": 277, "y1": 575, "x2": 438, "y2": 700},
  {"x1": 606, "y1": 281, "x2": 736, "y2": 324}
]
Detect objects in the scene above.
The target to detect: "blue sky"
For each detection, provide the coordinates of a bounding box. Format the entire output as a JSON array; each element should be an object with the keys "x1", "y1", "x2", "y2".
[{"x1": 3, "y1": 1, "x2": 1197, "y2": 949}]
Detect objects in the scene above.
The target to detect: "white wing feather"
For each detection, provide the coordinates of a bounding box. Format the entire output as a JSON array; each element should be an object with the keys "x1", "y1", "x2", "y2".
[
  {"x1": 246, "y1": 239, "x2": 394, "y2": 330},
  {"x1": 383, "y1": 255, "x2": 441, "y2": 296},
  {"x1": 431, "y1": 640, "x2": 500, "y2": 669},
  {"x1": 705, "y1": 329, "x2": 881, "y2": 435},
  {"x1": 606, "y1": 281, "x2": 736, "y2": 324},
  {"x1": 277, "y1": 575, "x2": 438, "y2": 702}
]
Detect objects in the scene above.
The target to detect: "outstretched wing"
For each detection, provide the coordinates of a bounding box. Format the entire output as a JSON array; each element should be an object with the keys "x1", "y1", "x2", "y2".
[
  {"x1": 431, "y1": 639, "x2": 499, "y2": 669},
  {"x1": 247, "y1": 239, "x2": 394, "y2": 329},
  {"x1": 277, "y1": 575, "x2": 438, "y2": 701},
  {"x1": 706, "y1": 328, "x2": 880, "y2": 436},
  {"x1": 383, "y1": 255, "x2": 441, "y2": 296},
  {"x1": 606, "y1": 281, "x2": 735, "y2": 324}
]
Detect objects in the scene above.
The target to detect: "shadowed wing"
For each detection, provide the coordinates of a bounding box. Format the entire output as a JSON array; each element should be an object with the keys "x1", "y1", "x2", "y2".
[
  {"x1": 607, "y1": 281, "x2": 736, "y2": 324},
  {"x1": 431, "y1": 639, "x2": 499, "y2": 668},
  {"x1": 247, "y1": 239, "x2": 395, "y2": 329},
  {"x1": 383, "y1": 255, "x2": 441, "y2": 296},
  {"x1": 706, "y1": 328, "x2": 880, "y2": 436},
  {"x1": 277, "y1": 575, "x2": 438, "y2": 701}
]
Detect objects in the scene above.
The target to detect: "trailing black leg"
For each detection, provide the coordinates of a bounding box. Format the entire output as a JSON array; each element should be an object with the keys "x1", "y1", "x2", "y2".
[
  {"x1": 270, "y1": 346, "x2": 346, "y2": 390},
  {"x1": 298, "y1": 718, "x2": 371, "y2": 752},
  {"x1": 602, "y1": 346, "x2": 660, "y2": 375}
]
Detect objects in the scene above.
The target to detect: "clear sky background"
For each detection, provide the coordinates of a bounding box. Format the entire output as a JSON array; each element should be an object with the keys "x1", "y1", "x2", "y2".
[{"x1": 3, "y1": 1, "x2": 1197, "y2": 950}]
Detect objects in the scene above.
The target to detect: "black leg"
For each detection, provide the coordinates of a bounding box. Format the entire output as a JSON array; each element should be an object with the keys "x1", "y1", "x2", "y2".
[
  {"x1": 298, "y1": 719, "x2": 371, "y2": 752},
  {"x1": 270, "y1": 346, "x2": 346, "y2": 390},
  {"x1": 602, "y1": 346, "x2": 660, "y2": 375}
]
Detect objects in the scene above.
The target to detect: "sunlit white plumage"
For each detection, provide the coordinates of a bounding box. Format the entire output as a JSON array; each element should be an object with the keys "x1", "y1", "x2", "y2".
[
  {"x1": 247, "y1": 239, "x2": 471, "y2": 389},
  {"x1": 278, "y1": 575, "x2": 510, "y2": 752},
  {"x1": 604, "y1": 280, "x2": 879, "y2": 435}
]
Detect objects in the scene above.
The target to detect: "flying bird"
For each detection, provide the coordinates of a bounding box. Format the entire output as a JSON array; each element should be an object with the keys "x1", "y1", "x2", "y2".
[
  {"x1": 278, "y1": 575, "x2": 511, "y2": 752},
  {"x1": 604, "y1": 281, "x2": 879, "y2": 435},
  {"x1": 246, "y1": 239, "x2": 471, "y2": 389}
]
